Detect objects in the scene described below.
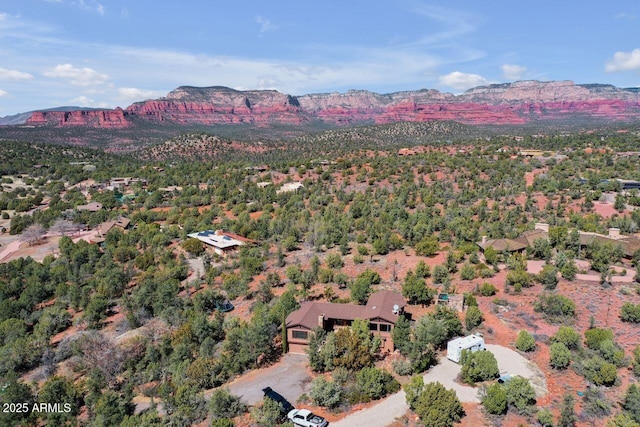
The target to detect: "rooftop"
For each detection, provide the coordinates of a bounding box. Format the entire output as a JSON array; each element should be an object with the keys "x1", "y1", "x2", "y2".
[
  {"x1": 477, "y1": 237, "x2": 526, "y2": 252},
  {"x1": 286, "y1": 290, "x2": 406, "y2": 330}
]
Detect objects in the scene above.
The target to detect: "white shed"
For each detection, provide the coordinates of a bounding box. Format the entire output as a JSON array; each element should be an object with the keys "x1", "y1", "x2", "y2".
[{"x1": 446, "y1": 334, "x2": 486, "y2": 363}]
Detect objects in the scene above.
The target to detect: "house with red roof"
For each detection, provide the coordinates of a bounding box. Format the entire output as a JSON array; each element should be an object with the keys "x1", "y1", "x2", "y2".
[{"x1": 285, "y1": 290, "x2": 406, "y2": 354}]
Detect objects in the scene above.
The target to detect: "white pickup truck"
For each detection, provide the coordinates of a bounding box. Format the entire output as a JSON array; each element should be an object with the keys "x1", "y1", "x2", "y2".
[{"x1": 287, "y1": 409, "x2": 329, "y2": 427}]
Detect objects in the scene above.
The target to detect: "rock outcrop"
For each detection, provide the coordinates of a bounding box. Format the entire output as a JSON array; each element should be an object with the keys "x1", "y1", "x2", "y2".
[
  {"x1": 23, "y1": 81, "x2": 640, "y2": 128},
  {"x1": 26, "y1": 108, "x2": 130, "y2": 128}
]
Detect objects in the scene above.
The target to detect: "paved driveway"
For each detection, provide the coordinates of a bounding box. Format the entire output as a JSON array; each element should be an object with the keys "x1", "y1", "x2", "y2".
[{"x1": 220, "y1": 353, "x2": 311, "y2": 406}]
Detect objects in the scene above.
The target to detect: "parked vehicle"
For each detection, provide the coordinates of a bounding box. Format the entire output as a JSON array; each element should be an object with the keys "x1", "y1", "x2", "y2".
[
  {"x1": 262, "y1": 387, "x2": 294, "y2": 415},
  {"x1": 216, "y1": 300, "x2": 234, "y2": 312},
  {"x1": 287, "y1": 409, "x2": 329, "y2": 427},
  {"x1": 497, "y1": 373, "x2": 513, "y2": 384}
]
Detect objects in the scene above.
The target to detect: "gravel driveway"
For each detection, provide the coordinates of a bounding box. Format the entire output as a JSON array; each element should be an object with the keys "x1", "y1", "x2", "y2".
[
  {"x1": 332, "y1": 344, "x2": 547, "y2": 427},
  {"x1": 213, "y1": 353, "x2": 311, "y2": 406}
]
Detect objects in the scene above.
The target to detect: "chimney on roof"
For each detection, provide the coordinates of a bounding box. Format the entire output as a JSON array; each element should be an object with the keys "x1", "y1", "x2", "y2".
[
  {"x1": 318, "y1": 314, "x2": 325, "y2": 328},
  {"x1": 481, "y1": 236, "x2": 487, "y2": 245},
  {"x1": 535, "y1": 223, "x2": 549, "y2": 233},
  {"x1": 609, "y1": 228, "x2": 621, "y2": 239}
]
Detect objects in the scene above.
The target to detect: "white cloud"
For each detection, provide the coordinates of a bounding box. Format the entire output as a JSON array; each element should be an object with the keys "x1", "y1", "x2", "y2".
[
  {"x1": 438, "y1": 71, "x2": 491, "y2": 90},
  {"x1": 0, "y1": 68, "x2": 33, "y2": 81},
  {"x1": 0, "y1": 89, "x2": 8, "y2": 97},
  {"x1": 69, "y1": 95, "x2": 110, "y2": 108},
  {"x1": 112, "y1": 45, "x2": 447, "y2": 95},
  {"x1": 606, "y1": 48, "x2": 640, "y2": 72},
  {"x1": 615, "y1": 12, "x2": 635, "y2": 19},
  {"x1": 43, "y1": 63, "x2": 109, "y2": 86},
  {"x1": 256, "y1": 16, "x2": 278, "y2": 33},
  {"x1": 46, "y1": 0, "x2": 105, "y2": 15},
  {"x1": 117, "y1": 87, "x2": 159, "y2": 101},
  {"x1": 410, "y1": 4, "x2": 476, "y2": 46},
  {"x1": 501, "y1": 64, "x2": 527, "y2": 80}
]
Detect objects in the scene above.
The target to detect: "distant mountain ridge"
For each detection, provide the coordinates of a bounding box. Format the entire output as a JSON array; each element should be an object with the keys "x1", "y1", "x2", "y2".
[
  {"x1": 11, "y1": 80, "x2": 640, "y2": 128},
  {"x1": 0, "y1": 106, "x2": 104, "y2": 126}
]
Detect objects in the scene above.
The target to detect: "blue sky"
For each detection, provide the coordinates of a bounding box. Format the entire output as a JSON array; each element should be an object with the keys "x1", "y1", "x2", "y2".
[{"x1": 0, "y1": 0, "x2": 639, "y2": 115}]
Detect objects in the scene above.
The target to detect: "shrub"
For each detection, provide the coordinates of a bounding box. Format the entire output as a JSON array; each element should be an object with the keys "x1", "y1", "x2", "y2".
[
  {"x1": 560, "y1": 260, "x2": 578, "y2": 281},
  {"x1": 534, "y1": 293, "x2": 576, "y2": 320},
  {"x1": 478, "y1": 282, "x2": 498, "y2": 296},
  {"x1": 325, "y1": 253, "x2": 344, "y2": 269},
  {"x1": 404, "y1": 375, "x2": 425, "y2": 411},
  {"x1": 504, "y1": 376, "x2": 536, "y2": 412},
  {"x1": 621, "y1": 303, "x2": 640, "y2": 323},
  {"x1": 550, "y1": 342, "x2": 571, "y2": 369},
  {"x1": 481, "y1": 383, "x2": 507, "y2": 415},
  {"x1": 581, "y1": 387, "x2": 611, "y2": 421},
  {"x1": 415, "y1": 260, "x2": 430, "y2": 278},
  {"x1": 250, "y1": 397, "x2": 282, "y2": 426},
  {"x1": 355, "y1": 367, "x2": 400, "y2": 401},
  {"x1": 607, "y1": 413, "x2": 640, "y2": 427},
  {"x1": 392, "y1": 358, "x2": 413, "y2": 376},
  {"x1": 181, "y1": 238, "x2": 205, "y2": 256},
  {"x1": 415, "y1": 236, "x2": 440, "y2": 257},
  {"x1": 551, "y1": 326, "x2": 581, "y2": 350},
  {"x1": 402, "y1": 271, "x2": 435, "y2": 305},
  {"x1": 623, "y1": 384, "x2": 640, "y2": 424},
  {"x1": 506, "y1": 269, "x2": 533, "y2": 288},
  {"x1": 432, "y1": 265, "x2": 450, "y2": 284},
  {"x1": 599, "y1": 339, "x2": 626, "y2": 367},
  {"x1": 460, "y1": 349, "x2": 499, "y2": 385},
  {"x1": 537, "y1": 408, "x2": 555, "y2": 427},
  {"x1": 559, "y1": 393, "x2": 577, "y2": 427},
  {"x1": 464, "y1": 306, "x2": 483, "y2": 331},
  {"x1": 580, "y1": 356, "x2": 617, "y2": 386},
  {"x1": 515, "y1": 330, "x2": 536, "y2": 352},
  {"x1": 209, "y1": 388, "x2": 247, "y2": 420},
  {"x1": 464, "y1": 293, "x2": 478, "y2": 307},
  {"x1": 211, "y1": 419, "x2": 234, "y2": 427},
  {"x1": 584, "y1": 328, "x2": 614, "y2": 350},
  {"x1": 633, "y1": 346, "x2": 640, "y2": 377},
  {"x1": 309, "y1": 376, "x2": 342, "y2": 409},
  {"x1": 410, "y1": 381, "x2": 465, "y2": 427},
  {"x1": 317, "y1": 267, "x2": 333, "y2": 284},
  {"x1": 460, "y1": 263, "x2": 476, "y2": 280},
  {"x1": 538, "y1": 264, "x2": 559, "y2": 290}
]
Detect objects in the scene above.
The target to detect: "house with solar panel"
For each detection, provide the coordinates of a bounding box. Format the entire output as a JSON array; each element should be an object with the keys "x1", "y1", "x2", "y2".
[{"x1": 187, "y1": 229, "x2": 256, "y2": 256}]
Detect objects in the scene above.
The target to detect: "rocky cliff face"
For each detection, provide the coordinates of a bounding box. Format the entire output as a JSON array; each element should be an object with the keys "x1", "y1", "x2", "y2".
[
  {"x1": 26, "y1": 108, "x2": 130, "y2": 128},
  {"x1": 23, "y1": 81, "x2": 640, "y2": 128}
]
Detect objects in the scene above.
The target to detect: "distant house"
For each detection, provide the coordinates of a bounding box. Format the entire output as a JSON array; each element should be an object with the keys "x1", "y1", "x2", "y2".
[
  {"x1": 478, "y1": 223, "x2": 549, "y2": 254},
  {"x1": 488, "y1": 222, "x2": 640, "y2": 260},
  {"x1": 76, "y1": 202, "x2": 103, "y2": 212},
  {"x1": 109, "y1": 177, "x2": 147, "y2": 189},
  {"x1": 96, "y1": 217, "x2": 131, "y2": 237},
  {"x1": 514, "y1": 223, "x2": 550, "y2": 247},
  {"x1": 285, "y1": 290, "x2": 406, "y2": 354},
  {"x1": 518, "y1": 149, "x2": 545, "y2": 157},
  {"x1": 187, "y1": 229, "x2": 255, "y2": 256},
  {"x1": 616, "y1": 179, "x2": 640, "y2": 191},
  {"x1": 578, "y1": 228, "x2": 640, "y2": 259},
  {"x1": 276, "y1": 182, "x2": 304, "y2": 194},
  {"x1": 476, "y1": 237, "x2": 526, "y2": 253}
]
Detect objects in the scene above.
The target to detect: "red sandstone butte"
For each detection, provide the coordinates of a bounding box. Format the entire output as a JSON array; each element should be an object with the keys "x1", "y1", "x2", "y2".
[
  {"x1": 26, "y1": 108, "x2": 130, "y2": 128},
  {"x1": 23, "y1": 80, "x2": 640, "y2": 128}
]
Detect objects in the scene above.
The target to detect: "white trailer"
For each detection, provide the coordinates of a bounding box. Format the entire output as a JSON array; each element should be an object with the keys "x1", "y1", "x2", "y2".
[{"x1": 446, "y1": 334, "x2": 486, "y2": 363}]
